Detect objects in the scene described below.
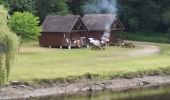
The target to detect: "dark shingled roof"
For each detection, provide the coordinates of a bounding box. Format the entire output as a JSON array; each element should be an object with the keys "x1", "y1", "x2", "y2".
[
  {"x1": 42, "y1": 15, "x2": 80, "y2": 32},
  {"x1": 83, "y1": 14, "x2": 125, "y2": 31}
]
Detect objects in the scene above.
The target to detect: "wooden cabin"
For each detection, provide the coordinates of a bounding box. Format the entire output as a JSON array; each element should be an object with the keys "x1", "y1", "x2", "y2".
[
  {"x1": 39, "y1": 15, "x2": 89, "y2": 49},
  {"x1": 83, "y1": 14, "x2": 125, "y2": 45}
]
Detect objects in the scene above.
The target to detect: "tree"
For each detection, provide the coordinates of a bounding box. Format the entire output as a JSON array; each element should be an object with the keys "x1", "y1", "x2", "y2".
[
  {"x1": 162, "y1": 7, "x2": 170, "y2": 32},
  {"x1": 0, "y1": 6, "x2": 18, "y2": 86},
  {"x1": 128, "y1": 17, "x2": 139, "y2": 31},
  {"x1": 4, "y1": 0, "x2": 36, "y2": 15},
  {"x1": 68, "y1": 0, "x2": 88, "y2": 15},
  {"x1": 118, "y1": 0, "x2": 170, "y2": 33},
  {"x1": 36, "y1": 0, "x2": 69, "y2": 22},
  {"x1": 0, "y1": 0, "x2": 2, "y2": 4},
  {"x1": 9, "y1": 12, "x2": 42, "y2": 40}
]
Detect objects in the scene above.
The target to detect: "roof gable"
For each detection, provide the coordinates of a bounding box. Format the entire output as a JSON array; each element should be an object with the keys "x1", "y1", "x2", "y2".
[
  {"x1": 112, "y1": 16, "x2": 125, "y2": 30},
  {"x1": 83, "y1": 14, "x2": 125, "y2": 31},
  {"x1": 72, "y1": 18, "x2": 89, "y2": 32}
]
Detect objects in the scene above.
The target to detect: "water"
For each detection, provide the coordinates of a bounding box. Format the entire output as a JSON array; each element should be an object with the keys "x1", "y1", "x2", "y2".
[{"x1": 31, "y1": 85, "x2": 170, "y2": 100}]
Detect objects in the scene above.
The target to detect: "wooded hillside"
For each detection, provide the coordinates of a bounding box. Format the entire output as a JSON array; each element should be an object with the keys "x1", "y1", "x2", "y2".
[{"x1": 0, "y1": 0, "x2": 170, "y2": 33}]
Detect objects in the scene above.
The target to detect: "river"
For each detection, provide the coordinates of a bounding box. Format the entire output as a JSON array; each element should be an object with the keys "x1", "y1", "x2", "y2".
[{"x1": 30, "y1": 85, "x2": 170, "y2": 100}]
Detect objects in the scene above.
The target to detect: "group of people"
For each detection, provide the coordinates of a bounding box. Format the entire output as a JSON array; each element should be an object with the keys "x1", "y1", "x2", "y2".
[
  {"x1": 88, "y1": 31, "x2": 110, "y2": 50},
  {"x1": 88, "y1": 38, "x2": 109, "y2": 50}
]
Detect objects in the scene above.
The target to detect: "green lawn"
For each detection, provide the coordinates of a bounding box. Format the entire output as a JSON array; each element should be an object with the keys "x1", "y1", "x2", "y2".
[{"x1": 9, "y1": 41, "x2": 170, "y2": 82}]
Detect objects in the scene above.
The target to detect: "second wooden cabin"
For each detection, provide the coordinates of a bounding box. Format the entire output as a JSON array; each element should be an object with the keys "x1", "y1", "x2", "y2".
[
  {"x1": 83, "y1": 14, "x2": 125, "y2": 45},
  {"x1": 39, "y1": 15, "x2": 89, "y2": 49}
]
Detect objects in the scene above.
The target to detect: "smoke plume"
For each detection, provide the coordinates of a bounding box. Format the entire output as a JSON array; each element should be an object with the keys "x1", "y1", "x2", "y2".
[
  {"x1": 84, "y1": 0, "x2": 117, "y2": 42},
  {"x1": 83, "y1": 0, "x2": 117, "y2": 15}
]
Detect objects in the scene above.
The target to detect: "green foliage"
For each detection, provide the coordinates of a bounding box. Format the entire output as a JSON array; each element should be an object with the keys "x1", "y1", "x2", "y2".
[
  {"x1": 0, "y1": 6, "x2": 18, "y2": 86},
  {"x1": 68, "y1": 0, "x2": 88, "y2": 15},
  {"x1": 36, "y1": 0, "x2": 69, "y2": 22},
  {"x1": 128, "y1": 17, "x2": 138, "y2": 31},
  {"x1": 68, "y1": 0, "x2": 170, "y2": 33},
  {"x1": 119, "y1": 0, "x2": 170, "y2": 33},
  {"x1": 9, "y1": 12, "x2": 42, "y2": 40},
  {"x1": 4, "y1": 0, "x2": 36, "y2": 14},
  {"x1": 125, "y1": 32, "x2": 170, "y2": 43},
  {"x1": 1, "y1": 0, "x2": 170, "y2": 33},
  {"x1": 162, "y1": 8, "x2": 170, "y2": 25},
  {"x1": 0, "y1": 0, "x2": 8, "y2": 8}
]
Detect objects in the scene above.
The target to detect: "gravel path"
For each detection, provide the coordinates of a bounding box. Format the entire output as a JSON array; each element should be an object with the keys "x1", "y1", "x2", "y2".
[{"x1": 128, "y1": 42, "x2": 160, "y2": 57}]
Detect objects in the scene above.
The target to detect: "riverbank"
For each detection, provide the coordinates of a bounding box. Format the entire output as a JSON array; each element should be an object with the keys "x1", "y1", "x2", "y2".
[{"x1": 1, "y1": 75, "x2": 170, "y2": 99}]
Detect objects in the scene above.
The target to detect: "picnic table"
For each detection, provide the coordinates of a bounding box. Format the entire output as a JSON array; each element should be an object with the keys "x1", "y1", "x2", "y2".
[{"x1": 121, "y1": 42, "x2": 135, "y2": 48}]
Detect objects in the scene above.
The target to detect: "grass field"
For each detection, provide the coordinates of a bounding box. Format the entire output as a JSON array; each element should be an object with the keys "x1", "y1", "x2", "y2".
[{"x1": 9, "y1": 41, "x2": 170, "y2": 82}]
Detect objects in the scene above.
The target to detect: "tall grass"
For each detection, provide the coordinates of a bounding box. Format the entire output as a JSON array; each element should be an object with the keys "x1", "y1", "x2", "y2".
[
  {"x1": 31, "y1": 66, "x2": 170, "y2": 85},
  {"x1": 125, "y1": 32, "x2": 170, "y2": 43}
]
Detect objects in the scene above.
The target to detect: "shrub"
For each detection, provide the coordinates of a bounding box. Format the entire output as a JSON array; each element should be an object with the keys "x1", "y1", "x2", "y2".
[{"x1": 9, "y1": 12, "x2": 42, "y2": 40}]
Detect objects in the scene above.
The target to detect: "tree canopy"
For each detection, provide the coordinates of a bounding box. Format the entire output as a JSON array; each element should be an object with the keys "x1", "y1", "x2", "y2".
[
  {"x1": 9, "y1": 12, "x2": 42, "y2": 40},
  {"x1": 118, "y1": 0, "x2": 170, "y2": 33},
  {"x1": 69, "y1": 0, "x2": 170, "y2": 33},
  {"x1": 1, "y1": 0, "x2": 170, "y2": 33},
  {"x1": 36, "y1": 0, "x2": 69, "y2": 22}
]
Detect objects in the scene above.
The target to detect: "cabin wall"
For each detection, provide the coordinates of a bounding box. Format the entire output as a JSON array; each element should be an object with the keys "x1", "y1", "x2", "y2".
[
  {"x1": 39, "y1": 32, "x2": 88, "y2": 47},
  {"x1": 88, "y1": 31, "x2": 103, "y2": 40},
  {"x1": 39, "y1": 31, "x2": 120, "y2": 47},
  {"x1": 71, "y1": 32, "x2": 88, "y2": 46},
  {"x1": 39, "y1": 32, "x2": 66, "y2": 47},
  {"x1": 71, "y1": 32, "x2": 87, "y2": 39},
  {"x1": 109, "y1": 31, "x2": 118, "y2": 44},
  {"x1": 89, "y1": 31, "x2": 118, "y2": 45}
]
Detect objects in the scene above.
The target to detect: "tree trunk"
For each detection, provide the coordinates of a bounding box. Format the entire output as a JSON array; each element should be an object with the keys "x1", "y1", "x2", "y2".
[{"x1": 0, "y1": 53, "x2": 6, "y2": 86}]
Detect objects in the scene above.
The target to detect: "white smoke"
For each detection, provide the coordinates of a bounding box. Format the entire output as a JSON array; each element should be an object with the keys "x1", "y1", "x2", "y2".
[
  {"x1": 83, "y1": 0, "x2": 117, "y2": 15},
  {"x1": 83, "y1": 0, "x2": 118, "y2": 43}
]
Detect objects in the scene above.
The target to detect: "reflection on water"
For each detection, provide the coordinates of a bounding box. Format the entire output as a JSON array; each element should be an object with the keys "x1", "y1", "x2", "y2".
[{"x1": 31, "y1": 85, "x2": 170, "y2": 100}]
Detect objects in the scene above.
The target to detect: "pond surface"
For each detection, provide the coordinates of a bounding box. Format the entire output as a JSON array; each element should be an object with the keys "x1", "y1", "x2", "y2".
[{"x1": 31, "y1": 85, "x2": 170, "y2": 100}]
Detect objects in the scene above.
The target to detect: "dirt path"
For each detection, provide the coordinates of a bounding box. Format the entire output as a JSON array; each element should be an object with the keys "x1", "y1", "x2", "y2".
[{"x1": 128, "y1": 42, "x2": 160, "y2": 57}]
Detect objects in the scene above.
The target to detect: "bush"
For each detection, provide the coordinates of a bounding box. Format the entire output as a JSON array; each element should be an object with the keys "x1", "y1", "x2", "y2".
[
  {"x1": 124, "y1": 32, "x2": 170, "y2": 43},
  {"x1": 9, "y1": 12, "x2": 42, "y2": 40}
]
